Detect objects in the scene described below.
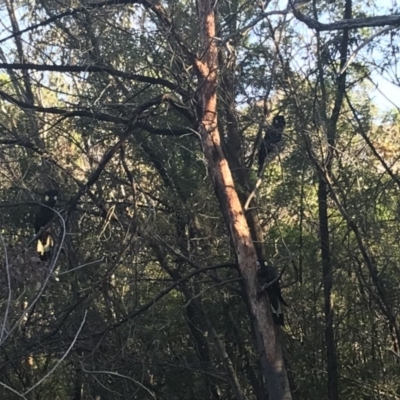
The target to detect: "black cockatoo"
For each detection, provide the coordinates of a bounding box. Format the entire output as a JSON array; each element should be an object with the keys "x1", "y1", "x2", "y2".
[
  {"x1": 258, "y1": 115, "x2": 286, "y2": 174},
  {"x1": 257, "y1": 259, "x2": 288, "y2": 326},
  {"x1": 34, "y1": 190, "x2": 58, "y2": 261}
]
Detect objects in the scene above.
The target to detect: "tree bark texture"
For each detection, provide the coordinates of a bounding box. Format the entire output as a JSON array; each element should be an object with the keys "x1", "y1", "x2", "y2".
[{"x1": 194, "y1": 0, "x2": 292, "y2": 398}]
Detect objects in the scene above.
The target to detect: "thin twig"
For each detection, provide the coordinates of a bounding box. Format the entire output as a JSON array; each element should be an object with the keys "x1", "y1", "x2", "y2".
[
  {"x1": 81, "y1": 367, "x2": 156, "y2": 399},
  {"x1": 2, "y1": 208, "x2": 66, "y2": 344},
  {"x1": 57, "y1": 258, "x2": 105, "y2": 276},
  {"x1": 0, "y1": 233, "x2": 11, "y2": 345},
  {"x1": 339, "y1": 26, "x2": 399, "y2": 75},
  {"x1": 0, "y1": 381, "x2": 27, "y2": 399},
  {"x1": 24, "y1": 311, "x2": 87, "y2": 395}
]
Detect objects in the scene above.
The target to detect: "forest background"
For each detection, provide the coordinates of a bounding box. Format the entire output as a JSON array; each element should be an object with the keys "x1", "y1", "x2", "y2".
[{"x1": 0, "y1": 0, "x2": 400, "y2": 399}]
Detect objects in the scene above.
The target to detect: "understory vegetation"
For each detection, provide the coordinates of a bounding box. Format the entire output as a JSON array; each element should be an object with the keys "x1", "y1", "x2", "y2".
[{"x1": 0, "y1": 0, "x2": 400, "y2": 398}]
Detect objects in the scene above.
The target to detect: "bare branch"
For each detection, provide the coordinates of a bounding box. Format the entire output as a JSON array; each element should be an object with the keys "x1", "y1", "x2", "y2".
[
  {"x1": 0, "y1": 92, "x2": 192, "y2": 136},
  {"x1": 338, "y1": 25, "x2": 399, "y2": 75},
  {"x1": 0, "y1": 0, "x2": 183, "y2": 46},
  {"x1": 81, "y1": 367, "x2": 156, "y2": 399},
  {"x1": 0, "y1": 89, "x2": 125, "y2": 123},
  {"x1": 220, "y1": 9, "x2": 289, "y2": 45},
  {"x1": 1, "y1": 208, "x2": 67, "y2": 345},
  {"x1": 290, "y1": 1, "x2": 400, "y2": 31},
  {"x1": 23, "y1": 311, "x2": 87, "y2": 396},
  {"x1": 0, "y1": 233, "x2": 11, "y2": 344},
  {"x1": 0, "y1": 381, "x2": 27, "y2": 399},
  {"x1": 111, "y1": 262, "x2": 234, "y2": 330},
  {"x1": 0, "y1": 63, "x2": 188, "y2": 96},
  {"x1": 345, "y1": 93, "x2": 400, "y2": 190}
]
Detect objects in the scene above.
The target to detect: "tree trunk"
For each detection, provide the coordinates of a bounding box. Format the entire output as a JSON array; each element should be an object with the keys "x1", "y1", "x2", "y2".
[
  {"x1": 313, "y1": 2, "x2": 352, "y2": 397},
  {"x1": 195, "y1": 0, "x2": 292, "y2": 398},
  {"x1": 318, "y1": 178, "x2": 339, "y2": 400}
]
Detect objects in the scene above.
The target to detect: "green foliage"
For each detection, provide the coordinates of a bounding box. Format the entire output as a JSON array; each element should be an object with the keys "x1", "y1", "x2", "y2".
[{"x1": 0, "y1": 0, "x2": 400, "y2": 398}]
